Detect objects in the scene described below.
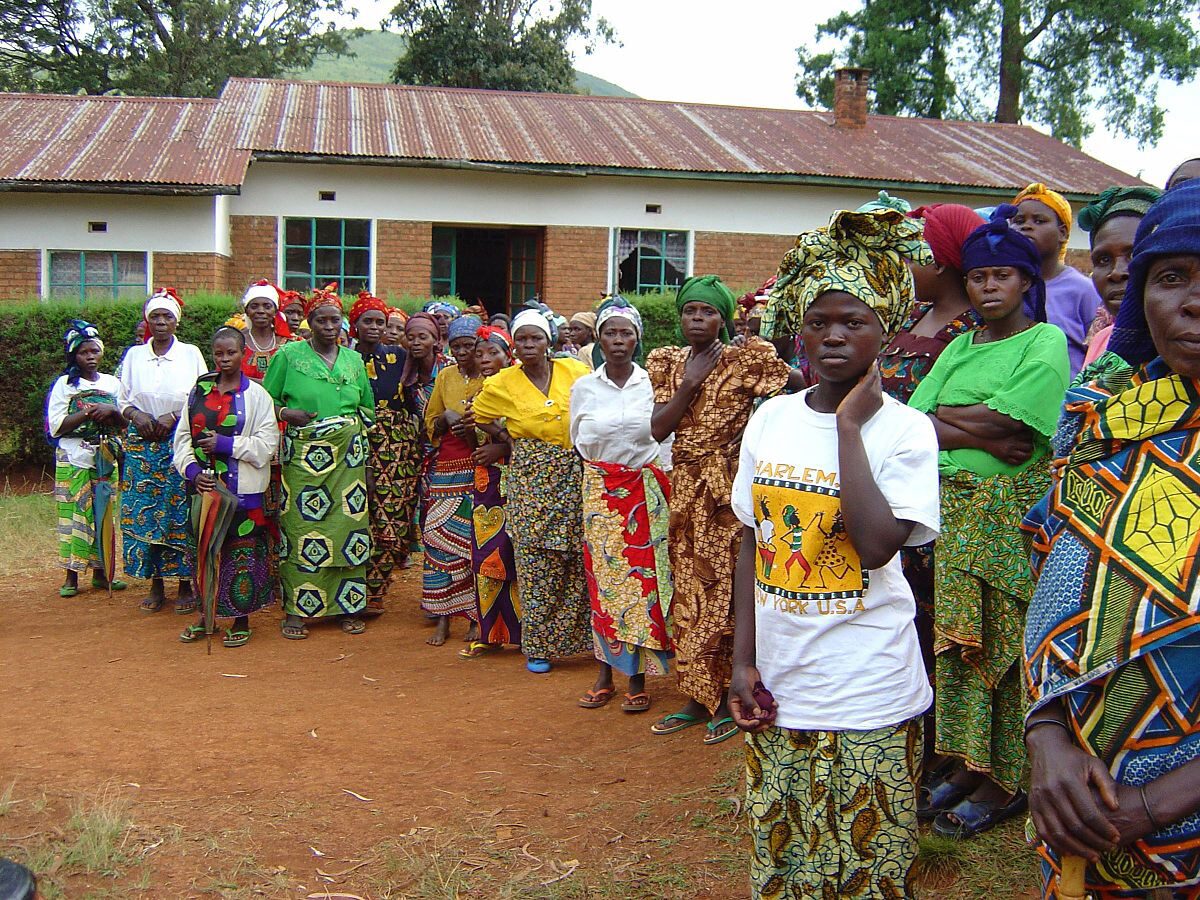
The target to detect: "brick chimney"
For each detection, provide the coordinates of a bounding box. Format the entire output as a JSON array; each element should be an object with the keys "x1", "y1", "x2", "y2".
[{"x1": 833, "y1": 67, "x2": 871, "y2": 128}]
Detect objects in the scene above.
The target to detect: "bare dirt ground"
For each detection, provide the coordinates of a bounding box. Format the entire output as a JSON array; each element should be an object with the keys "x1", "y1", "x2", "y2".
[{"x1": 0, "y1": 562, "x2": 749, "y2": 899}]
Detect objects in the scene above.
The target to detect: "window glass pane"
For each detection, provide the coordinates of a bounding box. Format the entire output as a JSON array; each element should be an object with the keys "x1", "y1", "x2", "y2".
[
  {"x1": 343, "y1": 249, "x2": 369, "y2": 277},
  {"x1": 431, "y1": 280, "x2": 452, "y2": 297},
  {"x1": 116, "y1": 284, "x2": 145, "y2": 300},
  {"x1": 315, "y1": 219, "x2": 341, "y2": 246},
  {"x1": 84, "y1": 253, "x2": 114, "y2": 285},
  {"x1": 285, "y1": 218, "x2": 311, "y2": 246},
  {"x1": 285, "y1": 247, "x2": 311, "y2": 276},
  {"x1": 49, "y1": 251, "x2": 81, "y2": 285},
  {"x1": 665, "y1": 231, "x2": 687, "y2": 260},
  {"x1": 432, "y1": 228, "x2": 454, "y2": 256},
  {"x1": 284, "y1": 275, "x2": 310, "y2": 293},
  {"x1": 343, "y1": 275, "x2": 368, "y2": 294},
  {"x1": 524, "y1": 259, "x2": 537, "y2": 281},
  {"x1": 343, "y1": 219, "x2": 370, "y2": 247},
  {"x1": 315, "y1": 248, "x2": 341, "y2": 273},
  {"x1": 639, "y1": 257, "x2": 662, "y2": 287},
  {"x1": 115, "y1": 252, "x2": 147, "y2": 285},
  {"x1": 432, "y1": 258, "x2": 452, "y2": 280},
  {"x1": 49, "y1": 284, "x2": 79, "y2": 299},
  {"x1": 662, "y1": 260, "x2": 686, "y2": 287},
  {"x1": 84, "y1": 284, "x2": 116, "y2": 301}
]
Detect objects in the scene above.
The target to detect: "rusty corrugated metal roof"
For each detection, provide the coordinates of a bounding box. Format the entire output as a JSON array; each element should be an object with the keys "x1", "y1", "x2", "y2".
[
  {"x1": 0, "y1": 93, "x2": 250, "y2": 190},
  {"x1": 218, "y1": 78, "x2": 1143, "y2": 195}
]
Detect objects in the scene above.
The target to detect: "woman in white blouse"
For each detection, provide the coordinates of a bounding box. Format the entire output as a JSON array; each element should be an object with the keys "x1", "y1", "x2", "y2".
[
  {"x1": 117, "y1": 289, "x2": 208, "y2": 613},
  {"x1": 569, "y1": 299, "x2": 675, "y2": 713},
  {"x1": 173, "y1": 327, "x2": 280, "y2": 647}
]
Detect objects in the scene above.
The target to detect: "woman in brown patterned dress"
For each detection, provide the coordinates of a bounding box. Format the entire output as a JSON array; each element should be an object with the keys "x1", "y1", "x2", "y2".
[{"x1": 647, "y1": 275, "x2": 799, "y2": 745}]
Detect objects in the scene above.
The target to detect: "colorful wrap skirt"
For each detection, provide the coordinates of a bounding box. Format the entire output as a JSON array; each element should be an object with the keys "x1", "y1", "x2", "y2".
[
  {"x1": 581, "y1": 459, "x2": 674, "y2": 676},
  {"x1": 277, "y1": 416, "x2": 371, "y2": 618},
  {"x1": 506, "y1": 439, "x2": 590, "y2": 660},
  {"x1": 120, "y1": 425, "x2": 192, "y2": 579},
  {"x1": 366, "y1": 405, "x2": 422, "y2": 609},
  {"x1": 55, "y1": 452, "x2": 112, "y2": 572},
  {"x1": 471, "y1": 462, "x2": 521, "y2": 646},
  {"x1": 421, "y1": 437, "x2": 477, "y2": 619},
  {"x1": 207, "y1": 500, "x2": 275, "y2": 618}
]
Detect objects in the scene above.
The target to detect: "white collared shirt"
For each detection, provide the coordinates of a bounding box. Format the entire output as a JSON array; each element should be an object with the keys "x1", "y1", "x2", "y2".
[
  {"x1": 117, "y1": 338, "x2": 208, "y2": 418},
  {"x1": 46, "y1": 372, "x2": 122, "y2": 469},
  {"x1": 569, "y1": 362, "x2": 660, "y2": 468}
]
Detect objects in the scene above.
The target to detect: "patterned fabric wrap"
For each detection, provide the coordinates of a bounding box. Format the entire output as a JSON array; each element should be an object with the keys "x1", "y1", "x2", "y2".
[
  {"x1": 961, "y1": 205, "x2": 1049, "y2": 324},
  {"x1": 277, "y1": 416, "x2": 371, "y2": 618},
  {"x1": 934, "y1": 464, "x2": 1050, "y2": 793},
  {"x1": 421, "y1": 442, "x2": 478, "y2": 619},
  {"x1": 365, "y1": 404, "x2": 421, "y2": 610},
  {"x1": 582, "y1": 460, "x2": 675, "y2": 677},
  {"x1": 1013, "y1": 182, "x2": 1074, "y2": 260},
  {"x1": 507, "y1": 438, "x2": 590, "y2": 659},
  {"x1": 62, "y1": 320, "x2": 104, "y2": 386},
  {"x1": 877, "y1": 302, "x2": 983, "y2": 405},
  {"x1": 767, "y1": 208, "x2": 932, "y2": 341},
  {"x1": 1023, "y1": 358, "x2": 1200, "y2": 893},
  {"x1": 121, "y1": 423, "x2": 192, "y2": 579},
  {"x1": 746, "y1": 719, "x2": 923, "y2": 900},
  {"x1": 472, "y1": 457, "x2": 522, "y2": 646},
  {"x1": 1078, "y1": 186, "x2": 1163, "y2": 235},
  {"x1": 56, "y1": 454, "x2": 105, "y2": 571}
]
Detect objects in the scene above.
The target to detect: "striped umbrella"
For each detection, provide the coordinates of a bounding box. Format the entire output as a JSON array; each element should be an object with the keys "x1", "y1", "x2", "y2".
[{"x1": 189, "y1": 475, "x2": 239, "y2": 654}]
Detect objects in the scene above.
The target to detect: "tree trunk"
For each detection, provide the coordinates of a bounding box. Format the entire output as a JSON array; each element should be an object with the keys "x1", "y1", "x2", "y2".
[{"x1": 995, "y1": 0, "x2": 1022, "y2": 122}]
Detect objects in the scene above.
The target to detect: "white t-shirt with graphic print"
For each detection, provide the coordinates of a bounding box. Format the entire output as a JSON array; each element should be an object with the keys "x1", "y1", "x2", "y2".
[{"x1": 731, "y1": 388, "x2": 939, "y2": 732}]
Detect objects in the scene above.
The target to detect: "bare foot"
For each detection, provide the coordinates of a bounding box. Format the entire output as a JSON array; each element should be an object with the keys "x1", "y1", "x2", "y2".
[
  {"x1": 463, "y1": 621, "x2": 480, "y2": 642},
  {"x1": 426, "y1": 617, "x2": 450, "y2": 646}
]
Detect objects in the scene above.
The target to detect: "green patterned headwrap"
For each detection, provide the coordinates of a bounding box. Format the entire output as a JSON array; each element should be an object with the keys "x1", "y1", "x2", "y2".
[
  {"x1": 675, "y1": 274, "x2": 737, "y2": 343},
  {"x1": 765, "y1": 208, "x2": 932, "y2": 341},
  {"x1": 1077, "y1": 185, "x2": 1163, "y2": 239}
]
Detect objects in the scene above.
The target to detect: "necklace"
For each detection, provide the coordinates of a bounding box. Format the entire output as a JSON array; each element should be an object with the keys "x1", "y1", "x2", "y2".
[
  {"x1": 314, "y1": 344, "x2": 338, "y2": 367},
  {"x1": 247, "y1": 328, "x2": 277, "y2": 353},
  {"x1": 977, "y1": 321, "x2": 1036, "y2": 344}
]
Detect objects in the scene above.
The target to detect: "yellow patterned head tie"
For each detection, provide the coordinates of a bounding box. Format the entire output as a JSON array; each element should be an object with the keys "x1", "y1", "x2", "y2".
[{"x1": 768, "y1": 208, "x2": 932, "y2": 341}]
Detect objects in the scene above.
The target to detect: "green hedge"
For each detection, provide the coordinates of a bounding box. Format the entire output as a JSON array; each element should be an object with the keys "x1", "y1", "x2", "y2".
[{"x1": 1, "y1": 291, "x2": 688, "y2": 472}]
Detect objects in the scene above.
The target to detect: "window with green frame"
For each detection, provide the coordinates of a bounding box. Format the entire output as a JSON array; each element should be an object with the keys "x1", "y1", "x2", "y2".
[
  {"x1": 613, "y1": 229, "x2": 688, "y2": 293},
  {"x1": 47, "y1": 250, "x2": 147, "y2": 302},
  {"x1": 509, "y1": 232, "x2": 538, "y2": 308},
  {"x1": 431, "y1": 227, "x2": 456, "y2": 296},
  {"x1": 283, "y1": 218, "x2": 371, "y2": 294}
]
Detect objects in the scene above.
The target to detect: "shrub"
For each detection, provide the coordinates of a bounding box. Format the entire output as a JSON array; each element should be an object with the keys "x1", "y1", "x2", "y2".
[{"x1": 627, "y1": 291, "x2": 682, "y2": 356}]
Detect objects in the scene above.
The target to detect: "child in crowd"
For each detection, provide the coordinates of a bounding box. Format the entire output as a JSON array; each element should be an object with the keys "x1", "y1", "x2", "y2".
[{"x1": 729, "y1": 207, "x2": 940, "y2": 898}]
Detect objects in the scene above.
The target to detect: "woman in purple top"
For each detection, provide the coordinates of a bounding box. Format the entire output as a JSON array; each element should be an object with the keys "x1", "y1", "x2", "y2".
[{"x1": 1011, "y1": 183, "x2": 1103, "y2": 378}]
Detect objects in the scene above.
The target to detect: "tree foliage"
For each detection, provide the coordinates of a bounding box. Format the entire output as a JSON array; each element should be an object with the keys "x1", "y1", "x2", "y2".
[
  {"x1": 796, "y1": 0, "x2": 1200, "y2": 147},
  {"x1": 0, "y1": 0, "x2": 355, "y2": 97},
  {"x1": 386, "y1": 0, "x2": 614, "y2": 93}
]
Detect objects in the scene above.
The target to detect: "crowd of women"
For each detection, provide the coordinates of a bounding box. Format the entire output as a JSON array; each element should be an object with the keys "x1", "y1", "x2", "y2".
[{"x1": 45, "y1": 157, "x2": 1200, "y2": 899}]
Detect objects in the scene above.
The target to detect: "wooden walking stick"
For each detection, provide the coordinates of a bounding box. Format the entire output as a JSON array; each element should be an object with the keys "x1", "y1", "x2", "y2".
[{"x1": 1059, "y1": 855, "x2": 1088, "y2": 900}]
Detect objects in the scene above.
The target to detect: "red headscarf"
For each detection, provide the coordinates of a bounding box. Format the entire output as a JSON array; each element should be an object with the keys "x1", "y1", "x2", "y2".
[
  {"x1": 303, "y1": 283, "x2": 343, "y2": 319},
  {"x1": 476, "y1": 324, "x2": 514, "y2": 360},
  {"x1": 281, "y1": 290, "x2": 304, "y2": 311},
  {"x1": 348, "y1": 290, "x2": 390, "y2": 337},
  {"x1": 908, "y1": 204, "x2": 985, "y2": 273},
  {"x1": 387, "y1": 306, "x2": 408, "y2": 324}
]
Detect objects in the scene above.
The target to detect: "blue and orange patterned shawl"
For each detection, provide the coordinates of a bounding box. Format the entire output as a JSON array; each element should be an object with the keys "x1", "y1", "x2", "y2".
[{"x1": 1023, "y1": 357, "x2": 1200, "y2": 892}]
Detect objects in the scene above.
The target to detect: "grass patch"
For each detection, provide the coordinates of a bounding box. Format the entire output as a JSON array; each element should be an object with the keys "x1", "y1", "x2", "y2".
[
  {"x1": 0, "y1": 780, "x2": 17, "y2": 816},
  {"x1": 0, "y1": 490, "x2": 56, "y2": 576},
  {"x1": 913, "y1": 820, "x2": 1040, "y2": 898}
]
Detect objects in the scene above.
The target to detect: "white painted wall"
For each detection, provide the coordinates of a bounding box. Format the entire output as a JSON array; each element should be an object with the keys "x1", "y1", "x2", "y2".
[
  {"x1": 230, "y1": 161, "x2": 1092, "y2": 251},
  {"x1": 0, "y1": 193, "x2": 222, "y2": 254}
]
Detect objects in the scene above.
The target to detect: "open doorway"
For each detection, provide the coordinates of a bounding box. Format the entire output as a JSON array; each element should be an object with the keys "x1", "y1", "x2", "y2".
[{"x1": 430, "y1": 226, "x2": 541, "y2": 317}]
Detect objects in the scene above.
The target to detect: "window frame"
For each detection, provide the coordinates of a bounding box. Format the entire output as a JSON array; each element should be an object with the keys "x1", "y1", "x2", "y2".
[
  {"x1": 430, "y1": 226, "x2": 457, "y2": 297},
  {"x1": 45, "y1": 249, "x2": 149, "y2": 303},
  {"x1": 281, "y1": 217, "x2": 372, "y2": 295},
  {"x1": 611, "y1": 228, "x2": 691, "y2": 294}
]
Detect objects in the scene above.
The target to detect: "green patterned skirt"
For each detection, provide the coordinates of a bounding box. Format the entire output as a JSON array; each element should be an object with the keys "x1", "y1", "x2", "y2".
[{"x1": 278, "y1": 416, "x2": 371, "y2": 618}]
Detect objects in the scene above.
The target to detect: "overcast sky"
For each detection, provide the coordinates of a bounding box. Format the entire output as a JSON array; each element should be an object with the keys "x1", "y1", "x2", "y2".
[{"x1": 350, "y1": 0, "x2": 1198, "y2": 186}]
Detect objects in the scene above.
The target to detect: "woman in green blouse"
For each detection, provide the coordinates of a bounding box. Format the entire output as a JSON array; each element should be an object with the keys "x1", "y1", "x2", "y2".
[{"x1": 263, "y1": 289, "x2": 375, "y2": 640}]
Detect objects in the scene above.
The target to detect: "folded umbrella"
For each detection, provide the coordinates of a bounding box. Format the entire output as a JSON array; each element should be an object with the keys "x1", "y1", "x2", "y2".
[
  {"x1": 190, "y1": 477, "x2": 239, "y2": 654},
  {"x1": 92, "y1": 438, "x2": 119, "y2": 598}
]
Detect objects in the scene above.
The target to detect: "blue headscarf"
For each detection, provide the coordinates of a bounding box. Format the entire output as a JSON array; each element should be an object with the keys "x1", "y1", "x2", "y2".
[
  {"x1": 1108, "y1": 180, "x2": 1200, "y2": 367},
  {"x1": 62, "y1": 320, "x2": 104, "y2": 386},
  {"x1": 423, "y1": 300, "x2": 460, "y2": 320},
  {"x1": 960, "y1": 204, "x2": 1047, "y2": 323},
  {"x1": 447, "y1": 315, "x2": 482, "y2": 342}
]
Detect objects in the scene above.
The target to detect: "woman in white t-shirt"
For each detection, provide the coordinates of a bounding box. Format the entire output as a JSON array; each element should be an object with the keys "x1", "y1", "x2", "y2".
[{"x1": 729, "y1": 208, "x2": 940, "y2": 899}]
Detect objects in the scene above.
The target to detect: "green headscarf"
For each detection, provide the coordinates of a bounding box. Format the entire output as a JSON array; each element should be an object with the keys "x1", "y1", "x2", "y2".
[
  {"x1": 767, "y1": 208, "x2": 932, "y2": 341},
  {"x1": 675, "y1": 275, "x2": 737, "y2": 343},
  {"x1": 1077, "y1": 185, "x2": 1163, "y2": 239},
  {"x1": 855, "y1": 190, "x2": 912, "y2": 214}
]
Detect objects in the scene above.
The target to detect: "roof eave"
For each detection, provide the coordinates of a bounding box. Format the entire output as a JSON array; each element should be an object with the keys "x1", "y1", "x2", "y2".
[{"x1": 0, "y1": 180, "x2": 241, "y2": 196}]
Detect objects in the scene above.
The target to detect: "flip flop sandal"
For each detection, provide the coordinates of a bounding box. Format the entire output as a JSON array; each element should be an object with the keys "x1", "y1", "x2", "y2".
[
  {"x1": 578, "y1": 687, "x2": 617, "y2": 709},
  {"x1": 703, "y1": 716, "x2": 741, "y2": 746},
  {"x1": 340, "y1": 618, "x2": 366, "y2": 635},
  {"x1": 458, "y1": 642, "x2": 498, "y2": 659},
  {"x1": 140, "y1": 596, "x2": 165, "y2": 613},
  {"x1": 932, "y1": 789, "x2": 1028, "y2": 840},
  {"x1": 281, "y1": 621, "x2": 309, "y2": 641},
  {"x1": 223, "y1": 628, "x2": 251, "y2": 648},
  {"x1": 650, "y1": 711, "x2": 705, "y2": 736},
  {"x1": 917, "y1": 776, "x2": 971, "y2": 820},
  {"x1": 526, "y1": 658, "x2": 552, "y2": 674},
  {"x1": 92, "y1": 577, "x2": 127, "y2": 591},
  {"x1": 59, "y1": 585, "x2": 79, "y2": 598},
  {"x1": 175, "y1": 600, "x2": 198, "y2": 615},
  {"x1": 179, "y1": 624, "x2": 206, "y2": 643},
  {"x1": 621, "y1": 692, "x2": 651, "y2": 713}
]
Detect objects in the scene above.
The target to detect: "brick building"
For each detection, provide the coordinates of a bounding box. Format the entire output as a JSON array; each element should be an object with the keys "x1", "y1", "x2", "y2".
[{"x1": 1, "y1": 71, "x2": 1143, "y2": 317}]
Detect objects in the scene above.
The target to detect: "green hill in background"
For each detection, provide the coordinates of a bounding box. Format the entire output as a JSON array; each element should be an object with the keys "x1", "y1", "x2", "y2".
[{"x1": 292, "y1": 29, "x2": 638, "y2": 97}]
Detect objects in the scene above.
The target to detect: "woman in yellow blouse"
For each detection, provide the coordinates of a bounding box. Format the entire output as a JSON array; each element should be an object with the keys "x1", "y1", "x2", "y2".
[
  {"x1": 472, "y1": 307, "x2": 591, "y2": 674},
  {"x1": 421, "y1": 316, "x2": 485, "y2": 646}
]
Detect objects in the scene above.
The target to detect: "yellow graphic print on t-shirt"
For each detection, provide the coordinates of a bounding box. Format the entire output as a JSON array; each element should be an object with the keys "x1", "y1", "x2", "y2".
[{"x1": 751, "y1": 468, "x2": 865, "y2": 604}]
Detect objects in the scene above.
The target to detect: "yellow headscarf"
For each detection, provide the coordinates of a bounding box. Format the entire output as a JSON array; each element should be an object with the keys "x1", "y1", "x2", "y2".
[
  {"x1": 766, "y1": 208, "x2": 932, "y2": 341},
  {"x1": 1013, "y1": 182, "x2": 1073, "y2": 260}
]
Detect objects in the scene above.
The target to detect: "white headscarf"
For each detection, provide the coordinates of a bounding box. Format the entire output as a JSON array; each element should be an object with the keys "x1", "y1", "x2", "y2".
[
  {"x1": 144, "y1": 289, "x2": 182, "y2": 321},
  {"x1": 241, "y1": 281, "x2": 280, "y2": 310},
  {"x1": 510, "y1": 308, "x2": 553, "y2": 342}
]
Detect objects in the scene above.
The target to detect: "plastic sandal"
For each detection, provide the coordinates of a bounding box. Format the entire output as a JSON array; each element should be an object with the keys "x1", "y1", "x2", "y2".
[
  {"x1": 280, "y1": 621, "x2": 309, "y2": 641},
  {"x1": 526, "y1": 658, "x2": 552, "y2": 674},
  {"x1": 91, "y1": 577, "x2": 127, "y2": 591},
  {"x1": 650, "y1": 711, "x2": 705, "y2": 735},
  {"x1": 340, "y1": 617, "x2": 366, "y2": 635},
  {"x1": 703, "y1": 716, "x2": 741, "y2": 746},
  {"x1": 223, "y1": 628, "x2": 251, "y2": 648},
  {"x1": 175, "y1": 600, "x2": 198, "y2": 615},
  {"x1": 932, "y1": 790, "x2": 1028, "y2": 840},
  {"x1": 458, "y1": 642, "x2": 498, "y2": 659},
  {"x1": 918, "y1": 776, "x2": 971, "y2": 820},
  {"x1": 621, "y1": 692, "x2": 651, "y2": 713},
  {"x1": 140, "y1": 596, "x2": 165, "y2": 613},
  {"x1": 578, "y1": 687, "x2": 617, "y2": 709},
  {"x1": 59, "y1": 585, "x2": 78, "y2": 598},
  {"x1": 179, "y1": 624, "x2": 206, "y2": 643}
]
